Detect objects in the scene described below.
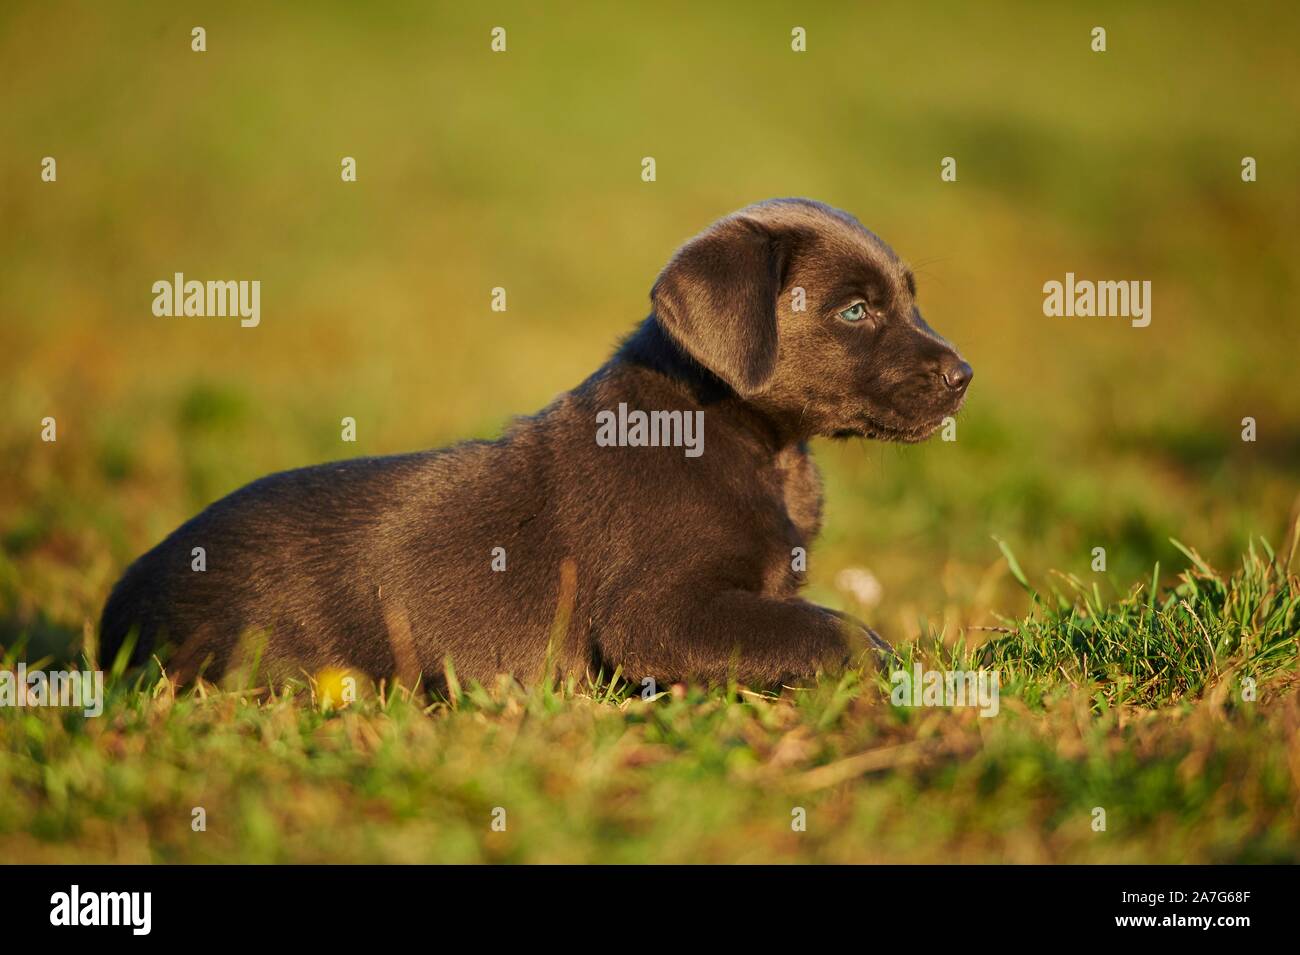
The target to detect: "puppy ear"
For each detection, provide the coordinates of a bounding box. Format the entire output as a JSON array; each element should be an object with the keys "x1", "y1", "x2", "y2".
[{"x1": 651, "y1": 215, "x2": 786, "y2": 396}]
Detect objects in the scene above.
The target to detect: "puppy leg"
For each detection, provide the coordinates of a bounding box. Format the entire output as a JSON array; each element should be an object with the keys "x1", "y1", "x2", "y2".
[
  {"x1": 823, "y1": 607, "x2": 898, "y2": 666},
  {"x1": 606, "y1": 591, "x2": 856, "y2": 687}
]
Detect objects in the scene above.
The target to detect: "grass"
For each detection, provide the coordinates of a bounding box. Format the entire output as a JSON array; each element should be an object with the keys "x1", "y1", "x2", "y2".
[
  {"x1": 2, "y1": 531, "x2": 1296, "y2": 864},
  {"x1": 978, "y1": 530, "x2": 1300, "y2": 708}
]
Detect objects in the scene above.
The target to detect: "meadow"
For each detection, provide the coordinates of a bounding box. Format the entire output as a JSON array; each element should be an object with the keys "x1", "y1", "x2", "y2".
[{"x1": 1, "y1": 1, "x2": 1297, "y2": 862}]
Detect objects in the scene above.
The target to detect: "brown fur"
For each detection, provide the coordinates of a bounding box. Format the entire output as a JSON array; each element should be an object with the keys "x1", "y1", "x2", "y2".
[{"x1": 99, "y1": 199, "x2": 971, "y2": 690}]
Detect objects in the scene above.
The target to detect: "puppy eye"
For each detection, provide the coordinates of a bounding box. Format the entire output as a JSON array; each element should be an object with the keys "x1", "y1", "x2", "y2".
[{"x1": 838, "y1": 302, "x2": 868, "y2": 323}]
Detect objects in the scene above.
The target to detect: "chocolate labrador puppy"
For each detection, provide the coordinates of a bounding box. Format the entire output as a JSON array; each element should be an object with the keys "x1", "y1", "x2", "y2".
[{"x1": 100, "y1": 198, "x2": 971, "y2": 689}]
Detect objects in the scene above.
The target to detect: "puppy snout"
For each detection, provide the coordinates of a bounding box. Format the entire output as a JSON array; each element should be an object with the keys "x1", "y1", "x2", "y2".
[{"x1": 940, "y1": 358, "x2": 973, "y2": 393}]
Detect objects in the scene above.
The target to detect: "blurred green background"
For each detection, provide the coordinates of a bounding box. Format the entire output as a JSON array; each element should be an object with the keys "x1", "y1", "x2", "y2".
[{"x1": 2, "y1": 0, "x2": 1298, "y2": 658}]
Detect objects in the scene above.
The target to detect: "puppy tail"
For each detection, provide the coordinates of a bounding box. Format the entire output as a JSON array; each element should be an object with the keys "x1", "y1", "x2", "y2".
[{"x1": 97, "y1": 567, "x2": 156, "y2": 673}]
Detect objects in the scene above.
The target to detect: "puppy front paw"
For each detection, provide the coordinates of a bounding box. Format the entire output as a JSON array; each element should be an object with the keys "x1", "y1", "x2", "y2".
[{"x1": 822, "y1": 607, "x2": 898, "y2": 667}]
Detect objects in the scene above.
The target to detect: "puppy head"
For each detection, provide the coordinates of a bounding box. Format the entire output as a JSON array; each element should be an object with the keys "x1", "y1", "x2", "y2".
[{"x1": 651, "y1": 198, "x2": 972, "y2": 442}]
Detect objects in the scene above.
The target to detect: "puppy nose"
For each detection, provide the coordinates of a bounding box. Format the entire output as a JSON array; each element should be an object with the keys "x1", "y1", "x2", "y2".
[{"x1": 941, "y1": 359, "x2": 973, "y2": 392}]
